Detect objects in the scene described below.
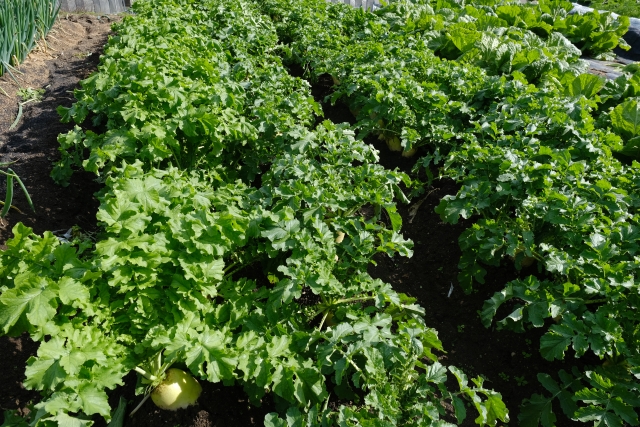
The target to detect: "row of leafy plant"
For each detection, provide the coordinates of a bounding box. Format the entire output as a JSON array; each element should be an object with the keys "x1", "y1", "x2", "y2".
[
  {"x1": 410, "y1": 0, "x2": 631, "y2": 61},
  {"x1": 0, "y1": 0, "x2": 58, "y2": 79},
  {"x1": 0, "y1": 0, "x2": 510, "y2": 426},
  {"x1": 246, "y1": 0, "x2": 640, "y2": 425}
]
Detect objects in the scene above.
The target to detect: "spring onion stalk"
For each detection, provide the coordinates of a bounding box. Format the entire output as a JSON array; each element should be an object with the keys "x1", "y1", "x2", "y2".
[
  {"x1": 0, "y1": 0, "x2": 60, "y2": 77},
  {"x1": 1, "y1": 173, "x2": 14, "y2": 218},
  {"x1": 0, "y1": 167, "x2": 36, "y2": 218}
]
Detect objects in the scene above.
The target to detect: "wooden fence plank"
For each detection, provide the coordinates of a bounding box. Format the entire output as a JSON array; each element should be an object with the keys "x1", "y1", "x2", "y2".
[
  {"x1": 98, "y1": 0, "x2": 108, "y2": 13},
  {"x1": 59, "y1": 0, "x2": 125, "y2": 13},
  {"x1": 61, "y1": 0, "x2": 75, "y2": 12},
  {"x1": 107, "y1": 0, "x2": 118, "y2": 13}
]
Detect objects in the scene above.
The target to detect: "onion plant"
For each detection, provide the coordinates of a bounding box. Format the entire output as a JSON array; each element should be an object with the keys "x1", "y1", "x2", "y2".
[
  {"x1": 0, "y1": 0, "x2": 60, "y2": 78},
  {"x1": 0, "y1": 163, "x2": 35, "y2": 218}
]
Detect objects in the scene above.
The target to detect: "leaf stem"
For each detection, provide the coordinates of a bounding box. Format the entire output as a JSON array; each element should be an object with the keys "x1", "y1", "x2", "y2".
[
  {"x1": 1, "y1": 173, "x2": 14, "y2": 217},
  {"x1": 335, "y1": 295, "x2": 375, "y2": 305},
  {"x1": 9, "y1": 168, "x2": 35, "y2": 213},
  {"x1": 311, "y1": 295, "x2": 375, "y2": 320},
  {"x1": 129, "y1": 393, "x2": 151, "y2": 417},
  {"x1": 134, "y1": 366, "x2": 157, "y2": 382},
  {"x1": 583, "y1": 298, "x2": 608, "y2": 305},
  {"x1": 223, "y1": 260, "x2": 239, "y2": 273},
  {"x1": 562, "y1": 297, "x2": 608, "y2": 305},
  {"x1": 319, "y1": 311, "x2": 329, "y2": 330},
  {"x1": 224, "y1": 264, "x2": 246, "y2": 278},
  {"x1": 0, "y1": 200, "x2": 23, "y2": 214},
  {"x1": 224, "y1": 258, "x2": 257, "y2": 278}
]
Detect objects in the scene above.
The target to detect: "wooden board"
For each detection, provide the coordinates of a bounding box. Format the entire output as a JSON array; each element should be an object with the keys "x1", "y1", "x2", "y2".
[{"x1": 58, "y1": 0, "x2": 126, "y2": 13}]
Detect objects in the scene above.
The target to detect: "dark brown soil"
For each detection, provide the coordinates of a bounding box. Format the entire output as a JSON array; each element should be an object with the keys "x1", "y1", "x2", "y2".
[
  {"x1": 0, "y1": 13, "x2": 115, "y2": 425},
  {"x1": 0, "y1": 16, "x2": 597, "y2": 427},
  {"x1": 0, "y1": 14, "x2": 111, "y2": 243}
]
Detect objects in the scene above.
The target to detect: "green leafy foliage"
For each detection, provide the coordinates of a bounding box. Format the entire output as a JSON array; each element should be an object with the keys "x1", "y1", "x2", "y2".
[
  {"x1": 580, "y1": 0, "x2": 640, "y2": 18},
  {"x1": 555, "y1": 10, "x2": 630, "y2": 59},
  {"x1": 53, "y1": 0, "x2": 320, "y2": 185},
  {"x1": 1, "y1": 147, "x2": 505, "y2": 425},
  {"x1": 247, "y1": 0, "x2": 640, "y2": 425},
  {"x1": 1, "y1": 410, "x2": 30, "y2": 427},
  {"x1": 0, "y1": 1, "x2": 511, "y2": 421},
  {"x1": 8, "y1": 0, "x2": 639, "y2": 425},
  {"x1": 520, "y1": 367, "x2": 640, "y2": 427}
]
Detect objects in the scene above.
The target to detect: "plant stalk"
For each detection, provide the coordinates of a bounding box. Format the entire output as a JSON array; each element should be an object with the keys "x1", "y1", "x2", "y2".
[
  {"x1": 133, "y1": 366, "x2": 158, "y2": 382},
  {"x1": 129, "y1": 393, "x2": 151, "y2": 417}
]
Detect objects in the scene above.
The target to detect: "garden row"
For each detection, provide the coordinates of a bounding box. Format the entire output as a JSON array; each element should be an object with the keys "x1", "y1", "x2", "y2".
[
  {"x1": 0, "y1": 0, "x2": 509, "y2": 426},
  {"x1": 0, "y1": 0, "x2": 58, "y2": 80},
  {"x1": 243, "y1": 0, "x2": 640, "y2": 425}
]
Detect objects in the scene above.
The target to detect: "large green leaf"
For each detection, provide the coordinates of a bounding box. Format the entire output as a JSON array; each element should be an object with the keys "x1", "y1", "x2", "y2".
[
  {"x1": 616, "y1": 135, "x2": 640, "y2": 161},
  {"x1": 565, "y1": 73, "x2": 605, "y2": 99},
  {"x1": 0, "y1": 275, "x2": 58, "y2": 334},
  {"x1": 611, "y1": 99, "x2": 640, "y2": 140}
]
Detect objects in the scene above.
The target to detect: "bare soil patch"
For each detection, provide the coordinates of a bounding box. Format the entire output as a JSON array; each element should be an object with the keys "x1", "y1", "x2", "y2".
[
  {"x1": 0, "y1": 14, "x2": 116, "y2": 242},
  {"x1": 0, "y1": 13, "x2": 115, "y2": 423}
]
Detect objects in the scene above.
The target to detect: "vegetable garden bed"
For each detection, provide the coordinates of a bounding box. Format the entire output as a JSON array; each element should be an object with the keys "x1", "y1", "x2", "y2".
[
  {"x1": 1, "y1": 0, "x2": 640, "y2": 426},
  {"x1": 0, "y1": 36, "x2": 580, "y2": 426}
]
